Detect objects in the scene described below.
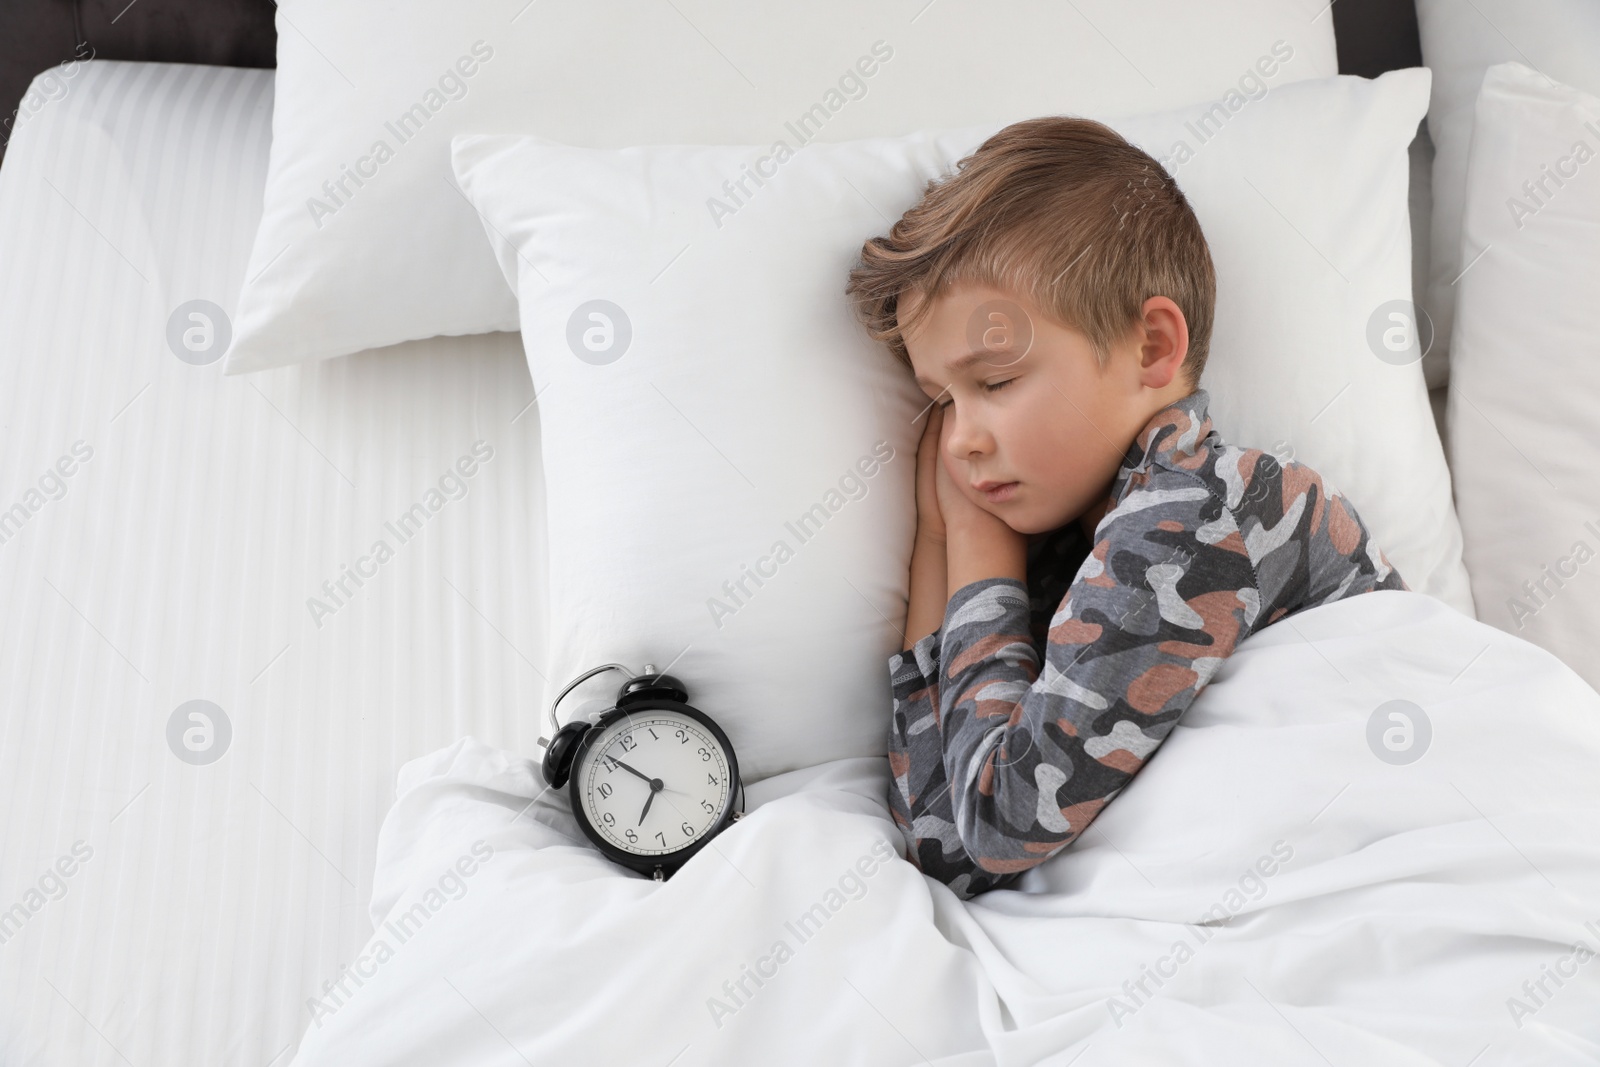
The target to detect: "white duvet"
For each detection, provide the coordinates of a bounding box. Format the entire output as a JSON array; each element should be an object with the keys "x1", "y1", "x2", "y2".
[{"x1": 289, "y1": 590, "x2": 1600, "y2": 1065}]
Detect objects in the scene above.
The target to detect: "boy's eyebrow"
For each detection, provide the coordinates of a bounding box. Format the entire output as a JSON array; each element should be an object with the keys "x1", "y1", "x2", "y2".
[{"x1": 913, "y1": 350, "x2": 990, "y2": 388}]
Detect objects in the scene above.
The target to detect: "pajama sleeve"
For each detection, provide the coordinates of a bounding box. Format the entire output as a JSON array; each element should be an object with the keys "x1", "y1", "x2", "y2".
[
  {"x1": 887, "y1": 627, "x2": 1030, "y2": 898},
  {"x1": 928, "y1": 474, "x2": 1262, "y2": 888},
  {"x1": 886, "y1": 522, "x2": 1094, "y2": 899}
]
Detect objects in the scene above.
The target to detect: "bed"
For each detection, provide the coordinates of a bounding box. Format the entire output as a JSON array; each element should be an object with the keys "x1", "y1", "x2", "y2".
[{"x1": 1, "y1": 4, "x2": 1598, "y2": 1065}]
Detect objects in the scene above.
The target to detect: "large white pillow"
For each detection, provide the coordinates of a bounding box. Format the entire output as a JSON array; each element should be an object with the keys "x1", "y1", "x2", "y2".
[
  {"x1": 1414, "y1": 0, "x2": 1600, "y2": 389},
  {"x1": 450, "y1": 67, "x2": 1472, "y2": 783},
  {"x1": 1447, "y1": 62, "x2": 1600, "y2": 692},
  {"x1": 219, "y1": 0, "x2": 1337, "y2": 375}
]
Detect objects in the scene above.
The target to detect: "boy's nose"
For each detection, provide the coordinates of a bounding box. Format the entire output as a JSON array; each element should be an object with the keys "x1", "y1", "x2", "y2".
[{"x1": 944, "y1": 414, "x2": 992, "y2": 458}]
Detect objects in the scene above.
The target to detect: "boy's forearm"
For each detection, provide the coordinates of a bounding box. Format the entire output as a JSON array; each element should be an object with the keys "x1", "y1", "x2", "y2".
[
  {"x1": 903, "y1": 532, "x2": 948, "y2": 651},
  {"x1": 945, "y1": 514, "x2": 1027, "y2": 600}
]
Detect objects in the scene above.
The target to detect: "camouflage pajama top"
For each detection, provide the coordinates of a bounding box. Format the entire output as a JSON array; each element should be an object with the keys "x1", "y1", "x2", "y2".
[{"x1": 888, "y1": 388, "x2": 1408, "y2": 899}]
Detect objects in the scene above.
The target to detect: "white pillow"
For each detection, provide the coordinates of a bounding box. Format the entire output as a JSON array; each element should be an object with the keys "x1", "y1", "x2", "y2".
[
  {"x1": 1447, "y1": 62, "x2": 1600, "y2": 692},
  {"x1": 450, "y1": 67, "x2": 1473, "y2": 783},
  {"x1": 1414, "y1": 0, "x2": 1600, "y2": 388},
  {"x1": 219, "y1": 0, "x2": 1337, "y2": 375}
]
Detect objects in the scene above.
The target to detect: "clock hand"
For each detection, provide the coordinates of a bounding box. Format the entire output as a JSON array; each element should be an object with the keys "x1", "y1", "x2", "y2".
[
  {"x1": 612, "y1": 759, "x2": 655, "y2": 785},
  {"x1": 637, "y1": 778, "x2": 664, "y2": 826}
]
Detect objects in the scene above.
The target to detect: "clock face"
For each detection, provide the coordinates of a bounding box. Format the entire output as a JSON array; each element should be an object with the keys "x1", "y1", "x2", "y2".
[{"x1": 577, "y1": 709, "x2": 733, "y2": 858}]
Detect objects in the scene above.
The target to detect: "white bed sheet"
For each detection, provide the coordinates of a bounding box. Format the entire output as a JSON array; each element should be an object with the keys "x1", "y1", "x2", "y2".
[{"x1": 0, "y1": 61, "x2": 551, "y2": 1065}]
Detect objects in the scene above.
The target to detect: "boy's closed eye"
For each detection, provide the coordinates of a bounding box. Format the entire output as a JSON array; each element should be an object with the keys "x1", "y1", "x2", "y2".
[{"x1": 934, "y1": 376, "x2": 1016, "y2": 408}]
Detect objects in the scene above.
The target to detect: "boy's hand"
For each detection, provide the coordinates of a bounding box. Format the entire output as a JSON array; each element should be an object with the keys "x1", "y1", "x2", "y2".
[
  {"x1": 914, "y1": 405, "x2": 947, "y2": 546},
  {"x1": 935, "y1": 406, "x2": 1028, "y2": 592},
  {"x1": 905, "y1": 405, "x2": 951, "y2": 649},
  {"x1": 933, "y1": 409, "x2": 1005, "y2": 537}
]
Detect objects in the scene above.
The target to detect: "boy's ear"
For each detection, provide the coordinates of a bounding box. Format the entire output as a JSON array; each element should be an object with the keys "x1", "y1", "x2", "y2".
[{"x1": 1136, "y1": 296, "x2": 1189, "y2": 388}]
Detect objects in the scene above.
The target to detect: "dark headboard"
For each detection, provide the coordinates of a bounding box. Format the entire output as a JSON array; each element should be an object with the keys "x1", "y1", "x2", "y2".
[
  {"x1": 1334, "y1": 0, "x2": 1424, "y2": 78},
  {"x1": 0, "y1": 0, "x2": 276, "y2": 161},
  {"x1": 0, "y1": 0, "x2": 1419, "y2": 166}
]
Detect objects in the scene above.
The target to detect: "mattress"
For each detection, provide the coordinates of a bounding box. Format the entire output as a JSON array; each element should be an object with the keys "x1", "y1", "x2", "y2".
[{"x1": 0, "y1": 61, "x2": 551, "y2": 1064}]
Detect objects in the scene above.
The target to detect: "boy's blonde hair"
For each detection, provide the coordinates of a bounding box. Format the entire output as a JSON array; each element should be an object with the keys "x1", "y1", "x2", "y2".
[{"x1": 845, "y1": 116, "x2": 1216, "y2": 389}]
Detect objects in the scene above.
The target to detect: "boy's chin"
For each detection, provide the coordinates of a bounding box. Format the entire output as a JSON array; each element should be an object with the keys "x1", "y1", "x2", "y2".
[
  {"x1": 994, "y1": 507, "x2": 1045, "y2": 537},
  {"x1": 1003, "y1": 502, "x2": 1083, "y2": 538}
]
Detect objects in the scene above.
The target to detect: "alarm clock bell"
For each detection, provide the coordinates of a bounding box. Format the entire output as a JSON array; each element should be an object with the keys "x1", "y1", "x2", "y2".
[{"x1": 537, "y1": 663, "x2": 687, "y2": 789}]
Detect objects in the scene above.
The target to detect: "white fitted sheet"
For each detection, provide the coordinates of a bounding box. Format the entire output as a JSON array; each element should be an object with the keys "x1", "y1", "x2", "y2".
[{"x1": 0, "y1": 61, "x2": 550, "y2": 1065}]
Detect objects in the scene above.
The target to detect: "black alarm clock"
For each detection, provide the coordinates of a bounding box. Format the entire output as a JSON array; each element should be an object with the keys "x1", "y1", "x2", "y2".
[{"x1": 536, "y1": 663, "x2": 745, "y2": 882}]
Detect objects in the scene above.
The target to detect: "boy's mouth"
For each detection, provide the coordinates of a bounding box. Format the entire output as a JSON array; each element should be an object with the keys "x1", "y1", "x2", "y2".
[{"x1": 974, "y1": 480, "x2": 1019, "y2": 503}]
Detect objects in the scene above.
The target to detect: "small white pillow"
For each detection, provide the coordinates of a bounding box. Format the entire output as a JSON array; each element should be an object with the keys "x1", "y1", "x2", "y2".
[
  {"x1": 1414, "y1": 0, "x2": 1600, "y2": 387},
  {"x1": 1447, "y1": 62, "x2": 1600, "y2": 692},
  {"x1": 218, "y1": 0, "x2": 1337, "y2": 375},
  {"x1": 452, "y1": 67, "x2": 1472, "y2": 782}
]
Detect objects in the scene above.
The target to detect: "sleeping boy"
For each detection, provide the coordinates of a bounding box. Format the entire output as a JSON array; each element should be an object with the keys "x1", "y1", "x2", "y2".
[{"x1": 845, "y1": 116, "x2": 1408, "y2": 900}]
